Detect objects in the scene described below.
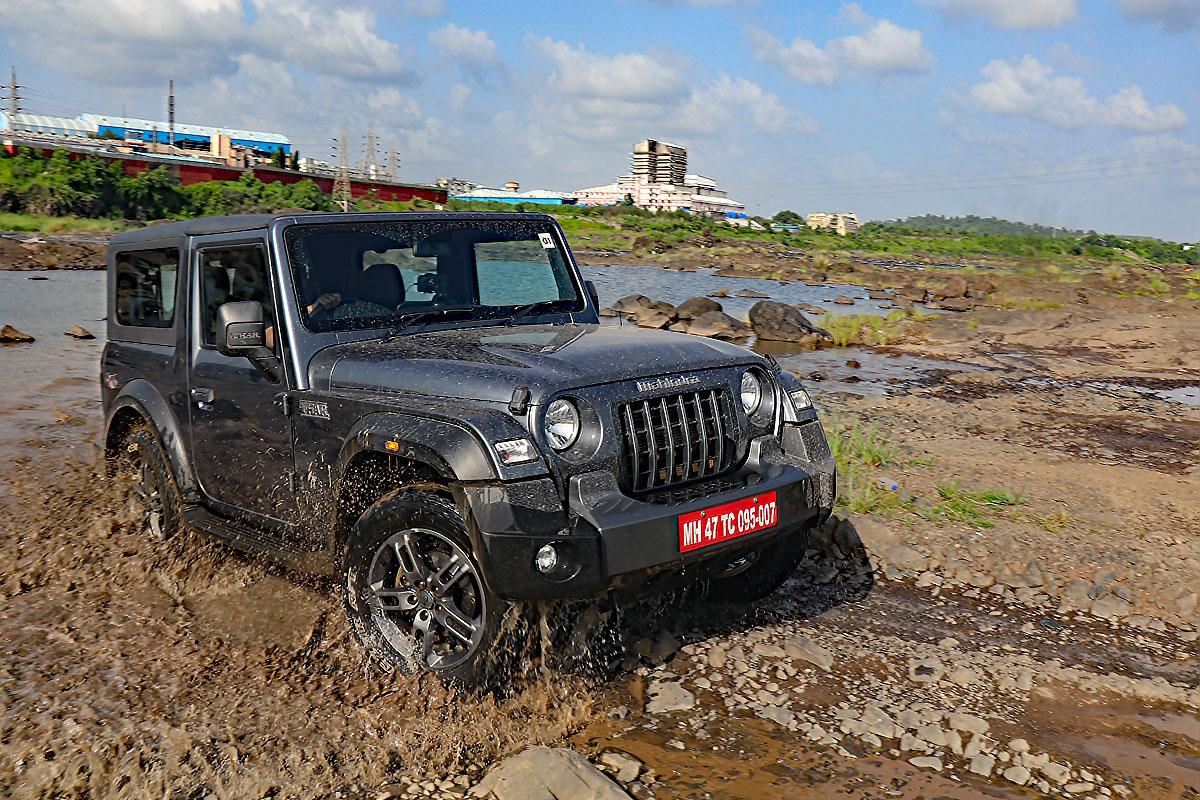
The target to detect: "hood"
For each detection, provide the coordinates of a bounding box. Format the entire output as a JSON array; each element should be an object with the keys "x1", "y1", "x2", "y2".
[{"x1": 313, "y1": 323, "x2": 761, "y2": 404}]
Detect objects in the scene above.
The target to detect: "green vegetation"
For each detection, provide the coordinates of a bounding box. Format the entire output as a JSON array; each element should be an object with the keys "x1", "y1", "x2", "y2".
[
  {"x1": 829, "y1": 422, "x2": 905, "y2": 514},
  {"x1": 0, "y1": 212, "x2": 128, "y2": 233},
  {"x1": 915, "y1": 482, "x2": 1024, "y2": 529},
  {"x1": 817, "y1": 310, "x2": 917, "y2": 347},
  {"x1": 0, "y1": 147, "x2": 332, "y2": 223}
]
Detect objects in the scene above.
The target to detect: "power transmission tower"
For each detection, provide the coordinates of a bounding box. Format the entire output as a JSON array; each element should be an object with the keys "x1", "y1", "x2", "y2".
[
  {"x1": 167, "y1": 79, "x2": 175, "y2": 150},
  {"x1": 6, "y1": 66, "x2": 21, "y2": 116},
  {"x1": 332, "y1": 128, "x2": 352, "y2": 212},
  {"x1": 389, "y1": 140, "x2": 399, "y2": 181},
  {"x1": 361, "y1": 125, "x2": 377, "y2": 176}
]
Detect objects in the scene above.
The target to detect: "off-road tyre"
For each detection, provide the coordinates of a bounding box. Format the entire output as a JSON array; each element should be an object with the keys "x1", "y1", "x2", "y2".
[
  {"x1": 119, "y1": 424, "x2": 183, "y2": 541},
  {"x1": 702, "y1": 527, "x2": 811, "y2": 603},
  {"x1": 343, "y1": 490, "x2": 506, "y2": 688}
]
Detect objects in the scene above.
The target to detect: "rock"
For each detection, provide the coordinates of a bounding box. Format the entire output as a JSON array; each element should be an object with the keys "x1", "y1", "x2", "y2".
[
  {"x1": 1065, "y1": 578, "x2": 1095, "y2": 610},
  {"x1": 1008, "y1": 738, "x2": 1030, "y2": 753},
  {"x1": 685, "y1": 310, "x2": 751, "y2": 340},
  {"x1": 897, "y1": 286, "x2": 929, "y2": 302},
  {"x1": 867, "y1": 289, "x2": 893, "y2": 300},
  {"x1": 936, "y1": 296, "x2": 975, "y2": 312},
  {"x1": 470, "y1": 747, "x2": 631, "y2": 799},
  {"x1": 675, "y1": 296, "x2": 722, "y2": 320},
  {"x1": 907, "y1": 657, "x2": 945, "y2": 684},
  {"x1": 0, "y1": 324, "x2": 35, "y2": 343},
  {"x1": 883, "y1": 544, "x2": 928, "y2": 572},
  {"x1": 946, "y1": 666, "x2": 981, "y2": 686},
  {"x1": 947, "y1": 713, "x2": 989, "y2": 735},
  {"x1": 969, "y1": 754, "x2": 996, "y2": 778},
  {"x1": 748, "y1": 300, "x2": 832, "y2": 345},
  {"x1": 969, "y1": 276, "x2": 997, "y2": 295},
  {"x1": 708, "y1": 287, "x2": 731, "y2": 298},
  {"x1": 908, "y1": 756, "x2": 942, "y2": 771},
  {"x1": 630, "y1": 301, "x2": 676, "y2": 329},
  {"x1": 758, "y1": 705, "x2": 795, "y2": 727},
  {"x1": 752, "y1": 641, "x2": 786, "y2": 659},
  {"x1": 651, "y1": 630, "x2": 679, "y2": 664},
  {"x1": 1064, "y1": 782, "x2": 1096, "y2": 793},
  {"x1": 1002, "y1": 765, "x2": 1031, "y2": 786},
  {"x1": 599, "y1": 751, "x2": 642, "y2": 783},
  {"x1": 1091, "y1": 593, "x2": 1132, "y2": 620},
  {"x1": 832, "y1": 295, "x2": 855, "y2": 305},
  {"x1": 735, "y1": 288, "x2": 769, "y2": 298},
  {"x1": 610, "y1": 294, "x2": 653, "y2": 313},
  {"x1": 935, "y1": 276, "x2": 969, "y2": 300},
  {"x1": 845, "y1": 359, "x2": 861, "y2": 368},
  {"x1": 707, "y1": 644, "x2": 728, "y2": 669},
  {"x1": 1038, "y1": 761, "x2": 1071, "y2": 785},
  {"x1": 783, "y1": 636, "x2": 834, "y2": 672},
  {"x1": 64, "y1": 325, "x2": 95, "y2": 340},
  {"x1": 999, "y1": 559, "x2": 1044, "y2": 589},
  {"x1": 598, "y1": 307, "x2": 618, "y2": 318},
  {"x1": 645, "y1": 681, "x2": 696, "y2": 714}
]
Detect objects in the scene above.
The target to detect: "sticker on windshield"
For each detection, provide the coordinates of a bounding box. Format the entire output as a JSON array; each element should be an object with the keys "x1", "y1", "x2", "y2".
[{"x1": 538, "y1": 232, "x2": 555, "y2": 249}]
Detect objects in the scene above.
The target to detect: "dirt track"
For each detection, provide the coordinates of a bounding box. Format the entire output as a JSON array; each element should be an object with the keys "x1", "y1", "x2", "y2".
[{"x1": 1, "y1": 262, "x2": 1197, "y2": 798}]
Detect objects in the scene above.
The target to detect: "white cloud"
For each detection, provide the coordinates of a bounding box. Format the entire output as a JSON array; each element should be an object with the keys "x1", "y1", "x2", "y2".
[
  {"x1": 830, "y1": 16, "x2": 935, "y2": 74},
  {"x1": 679, "y1": 74, "x2": 819, "y2": 135},
  {"x1": 745, "y1": 27, "x2": 838, "y2": 86},
  {"x1": 401, "y1": 0, "x2": 446, "y2": 18},
  {"x1": 924, "y1": 0, "x2": 1078, "y2": 30},
  {"x1": 969, "y1": 55, "x2": 1187, "y2": 131},
  {"x1": 449, "y1": 83, "x2": 472, "y2": 113},
  {"x1": 1116, "y1": 0, "x2": 1200, "y2": 30},
  {"x1": 527, "y1": 36, "x2": 690, "y2": 103},
  {"x1": 429, "y1": 23, "x2": 500, "y2": 67},
  {"x1": 746, "y1": 5, "x2": 933, "y2": 85}
]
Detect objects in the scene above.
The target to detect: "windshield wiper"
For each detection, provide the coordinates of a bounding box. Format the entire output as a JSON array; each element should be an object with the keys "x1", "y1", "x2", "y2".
[
  {"x1": 386, "y1": 306, "x2": 477, "y2": 337},
  {"x1": 504, "y1": 299, "x2": 576, "y2": 325}
]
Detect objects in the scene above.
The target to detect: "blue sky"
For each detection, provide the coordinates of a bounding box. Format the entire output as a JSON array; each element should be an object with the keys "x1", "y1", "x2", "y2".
[{"x1": 1, "y1": 0, "x2": 1197, "y2": 239}]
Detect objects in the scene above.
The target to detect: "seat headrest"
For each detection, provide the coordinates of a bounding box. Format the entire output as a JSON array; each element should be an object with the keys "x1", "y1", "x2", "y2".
[{"x1": 356, "y1": 263, "x2": 405, "y2": 309}]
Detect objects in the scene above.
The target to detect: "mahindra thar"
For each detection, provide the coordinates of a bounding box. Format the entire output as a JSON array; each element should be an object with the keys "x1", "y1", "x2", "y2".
[{"x1": 101, "y1": 212, "x2": 834, "y2": 685}]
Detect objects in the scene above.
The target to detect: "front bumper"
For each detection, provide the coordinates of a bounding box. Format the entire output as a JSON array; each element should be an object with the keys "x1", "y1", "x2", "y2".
[{"x1": 463, "y1": 420, "x2": 835, "y2": 601}]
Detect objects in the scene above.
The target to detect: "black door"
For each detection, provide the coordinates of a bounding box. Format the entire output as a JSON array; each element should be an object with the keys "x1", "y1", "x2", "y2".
[{"x1": 188, "y1": 240, "x2": 295, "y2": 523}]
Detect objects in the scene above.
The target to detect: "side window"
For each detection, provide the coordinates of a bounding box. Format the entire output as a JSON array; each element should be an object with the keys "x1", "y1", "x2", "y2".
[
  {"x1": 199, "y1": 246, "x2": 272, "y2": 346},
  {"x1": 115, "y1": 247, "x2": 180, "y2": 327},
  {"x1": 474, "y1": 239, "x2": 570, "y2": 306}
]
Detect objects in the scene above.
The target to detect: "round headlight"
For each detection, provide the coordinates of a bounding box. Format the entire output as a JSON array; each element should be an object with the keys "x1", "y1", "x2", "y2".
[
  {"x1": 740, "y1": 371, "x2": 762, "y2": 414},
  {"x1": 544, "y1": 399, "x2": 580, "y2": 450}
]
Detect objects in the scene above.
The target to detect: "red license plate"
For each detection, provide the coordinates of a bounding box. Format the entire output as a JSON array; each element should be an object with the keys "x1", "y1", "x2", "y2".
[{"x1": 678, "y1": 491, "x2": 778, "y2": 553}]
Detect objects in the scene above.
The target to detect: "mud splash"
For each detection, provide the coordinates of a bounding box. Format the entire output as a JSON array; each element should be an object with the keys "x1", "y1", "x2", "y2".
[{"x1": 0, "y1": 458, "x2": 597, "y2": 798}]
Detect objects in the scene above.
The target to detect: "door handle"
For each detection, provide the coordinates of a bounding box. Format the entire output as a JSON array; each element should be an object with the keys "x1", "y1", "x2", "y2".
[{"x1": 191, "y1": 387, "x2": 215, "y2": 409}]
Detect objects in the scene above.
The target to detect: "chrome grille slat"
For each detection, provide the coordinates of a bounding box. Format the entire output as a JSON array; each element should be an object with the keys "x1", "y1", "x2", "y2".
[{"x1": 620, "y1": 388, "x2": 735, "y2": 494}]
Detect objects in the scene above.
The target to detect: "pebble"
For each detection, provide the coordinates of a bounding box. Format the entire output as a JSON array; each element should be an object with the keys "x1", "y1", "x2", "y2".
[
  {"x1": 645, "y1": 681, "x2": 696, "y2": 714},
  {"x1": 948, "y1": 712, "x2": 989, "y2": 735},
  {"x1": 1003, "y1": 765, "x2": 1032, "y2": 785},
  {"x1": 600, "y1": 751, "x2": 643, "y2": 783},
  {"x1": 969, "y1": 753, "x2": 996, "y2": 778},
  {"x1": 908, "y1": 756, "x2": 943, "y2": 771},
  {"x1": 784, "y1": 636, "x2": 833, "y2": 672}
]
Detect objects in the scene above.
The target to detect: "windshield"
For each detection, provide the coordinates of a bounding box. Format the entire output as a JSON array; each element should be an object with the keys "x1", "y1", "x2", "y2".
[{"x1": 283, "y1": 219, "x2": 584, "y2": 333}]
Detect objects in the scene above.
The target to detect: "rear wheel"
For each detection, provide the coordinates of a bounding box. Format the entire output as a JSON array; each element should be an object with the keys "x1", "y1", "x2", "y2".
[
  {"x1": 343, "y1": 491, "x2": 505, "y2": 687},
  {"x1": 120, "y1": 425, "x2": 182, "y2": 541}
]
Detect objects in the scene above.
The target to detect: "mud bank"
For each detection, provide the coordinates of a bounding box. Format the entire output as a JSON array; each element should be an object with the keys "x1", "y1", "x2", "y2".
[{"x1": 0, "y1": 234, "x2": 107, "y2": 271}]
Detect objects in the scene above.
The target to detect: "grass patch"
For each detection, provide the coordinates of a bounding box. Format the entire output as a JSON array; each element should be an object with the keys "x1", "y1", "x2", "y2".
[
  {"x1": 816, "y1": 310, "x2": 916, "y2": 347},
  {"x1": 0, "y1": 212, "x2": 129, "y2": 234},
  {"x1": 1036, "y1": 509, "x2": 1072, "y2": 533},
  {"x1": 829, "y1": 423, "x2": 899, "y2": 468},
  {"x1": 995, "y1": 296, "x2": 1065, "y2": 311},
  {"x1": 916, "y1": 482, "x2": 1024, "y2": 529},
  {"x1": 829, "y1": 422, "x2": 904, "y2": 513}
]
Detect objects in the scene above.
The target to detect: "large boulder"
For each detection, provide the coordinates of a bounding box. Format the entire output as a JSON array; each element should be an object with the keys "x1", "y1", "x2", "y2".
[
  {"x1": 675, "y1": 296, "x2": 722, "y2": 320},
  {"x1": 685, "y1": 310, "x2": 750, "y2": 340},
  {"x1": 629, "y1": 300, "x2": 676, "y2": 329},
  {"x1": 934, "y1": 276, "x2": 968, "y2": 300},
  {"x1": 748, "y1": 301, "x2": 831, "y2": 344},
  {"x1": 609, "y1": 294, "x2": 653, "y2": 314},
  {"x1": 470, "y1": 747, "x2": 630, "y2": 800}
]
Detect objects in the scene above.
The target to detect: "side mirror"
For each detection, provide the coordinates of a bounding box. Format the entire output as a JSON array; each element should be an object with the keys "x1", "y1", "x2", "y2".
[
  {"x1": 216, "y1": 301, "x2": 272, "y2": 359},
  {"x1": 585, "y1": 280, "x2": 600, "y2": 309}
]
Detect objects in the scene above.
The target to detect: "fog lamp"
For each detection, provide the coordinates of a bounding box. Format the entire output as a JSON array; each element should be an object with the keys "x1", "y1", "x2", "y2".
[
  {"x1": 789, "y1": 388, "x2": 813, "y2": 410},
  {"x1": 535, "y1": 543, "x2": 559, "y2": 574}
]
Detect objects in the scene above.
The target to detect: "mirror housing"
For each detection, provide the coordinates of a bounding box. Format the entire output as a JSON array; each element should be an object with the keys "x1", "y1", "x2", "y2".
[
  {"x1": 216, "y1": 301, "x2": 271, "y2": 357},
  {"x1": 584, "y1": 280, "x2": 600, "y2": 309}
]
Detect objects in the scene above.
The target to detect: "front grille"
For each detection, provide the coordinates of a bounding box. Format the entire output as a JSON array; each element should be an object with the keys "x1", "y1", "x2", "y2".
[{"x1": 618, "y1": 388, "x2": 737, "y2": 494}]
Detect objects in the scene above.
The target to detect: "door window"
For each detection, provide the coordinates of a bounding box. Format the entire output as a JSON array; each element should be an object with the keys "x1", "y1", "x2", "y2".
[
  {"x1": 114, "y1": 247, "x2": 180, "y2": 327},
  {"x1": 198, "y1": 246, "x2": 273, "y2": 346}
]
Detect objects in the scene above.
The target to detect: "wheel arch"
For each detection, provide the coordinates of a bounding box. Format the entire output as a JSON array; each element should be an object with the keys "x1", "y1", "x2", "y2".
[{"x1": 103, "y1": 381, "x2": 198, "y2": 500}]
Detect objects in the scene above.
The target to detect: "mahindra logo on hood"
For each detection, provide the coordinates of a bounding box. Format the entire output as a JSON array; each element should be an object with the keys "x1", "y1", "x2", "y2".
[{"x1": 636, "y1": 374, "x2": 702, "y2": 393}]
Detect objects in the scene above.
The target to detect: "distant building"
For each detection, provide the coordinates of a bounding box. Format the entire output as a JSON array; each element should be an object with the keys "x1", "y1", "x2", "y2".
[
  {"x1": 0, "y1": 111, "x2": 290, "y2": 159},
  {"x1": 451, "y1": 184, "x2": 577, "y2": 206},
  {"x1": 806, "y1": 212, "x2": 860, "y2": 236},
  {"x1": 573, "y1": 139, "x2": 745, "y2": 218}
]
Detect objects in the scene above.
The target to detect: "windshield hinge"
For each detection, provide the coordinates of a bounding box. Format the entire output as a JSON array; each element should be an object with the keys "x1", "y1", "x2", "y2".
[
  {"x1": 275, "y1": 392, "x2": 293, "y2": 416},
  {"x1": 509, "y1": 387, "x2": 531, "y2": 415},
  {"x1": 286, "y1": 470, "x2": 300, "y2": 493}
]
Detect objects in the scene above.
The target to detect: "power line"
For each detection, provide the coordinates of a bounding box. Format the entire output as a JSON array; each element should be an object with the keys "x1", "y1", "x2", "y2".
[{"x1": 6, "y1": 66, "x2": 22, "y2": 116}]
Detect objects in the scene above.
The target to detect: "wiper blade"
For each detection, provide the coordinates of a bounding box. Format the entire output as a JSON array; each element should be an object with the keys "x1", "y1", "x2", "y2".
[
  {"x1": 386, "y1": 306, "x2": 476, "y2": 337},
  {"x1": 504, "y1": 299, "x2": 575, "y2": 325}
]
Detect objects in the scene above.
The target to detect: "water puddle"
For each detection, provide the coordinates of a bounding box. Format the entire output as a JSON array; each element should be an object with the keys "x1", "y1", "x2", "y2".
[
  {"x1": 1130, "y1": 713, "x2": 1200, "y2": 742},
  {"x1": 1082, "y1": 735, "x2": 1200, "y2": 791},
  {"x1": 1021, "y1": 376, "x2": 1200, "y2": 407},
  {"x1": 765, "y1": 346, "x2": 984, "y2": 397}
]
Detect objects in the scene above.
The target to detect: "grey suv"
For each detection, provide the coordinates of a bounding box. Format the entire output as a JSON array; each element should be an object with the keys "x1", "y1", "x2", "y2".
[{"x1": 101, "y1": 212, "x2": 834, "y2": 685}]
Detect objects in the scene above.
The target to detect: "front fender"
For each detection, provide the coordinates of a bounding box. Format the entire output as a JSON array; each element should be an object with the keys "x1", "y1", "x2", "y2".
[
  {"x1": 105, "y1": 379, "x2": 198, "y2": 499},
  {"x1": 336, "y1": 409, "x2": 549, "y2": 485}
]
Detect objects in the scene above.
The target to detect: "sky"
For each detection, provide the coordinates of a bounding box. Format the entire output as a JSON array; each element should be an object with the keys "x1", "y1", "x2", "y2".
[{"x1": 0, "y1": 0, "x2": 1198, "y2": 240}]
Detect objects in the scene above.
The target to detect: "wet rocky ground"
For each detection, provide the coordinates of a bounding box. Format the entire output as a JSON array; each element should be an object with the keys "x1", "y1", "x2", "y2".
[{"x1": 1, "y1": 257, "x2": 1197, "y2": 798}]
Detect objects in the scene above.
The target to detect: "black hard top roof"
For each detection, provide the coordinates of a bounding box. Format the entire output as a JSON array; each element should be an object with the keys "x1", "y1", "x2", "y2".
[{"x1": 108, "y1": 211, "x2": 555, "y2": 246}]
